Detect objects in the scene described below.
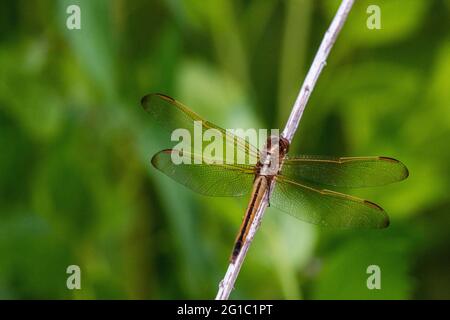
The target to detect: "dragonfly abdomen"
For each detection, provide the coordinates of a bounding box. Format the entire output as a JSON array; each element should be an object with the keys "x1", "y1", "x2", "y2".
[{"x1": 230, "y1": 176, "x2": 268, "y2": 263}]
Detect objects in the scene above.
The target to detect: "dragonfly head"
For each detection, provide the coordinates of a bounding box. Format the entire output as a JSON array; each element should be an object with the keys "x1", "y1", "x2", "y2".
[
  {"x1": 264, "y1": 135, "x2": 289, "y2": 156},
  {"x1": 279, "y1": 136, "x2": 290, "y2": 155}
]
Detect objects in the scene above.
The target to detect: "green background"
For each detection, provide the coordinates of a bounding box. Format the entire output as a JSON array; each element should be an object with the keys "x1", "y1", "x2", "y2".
[{"x1": 0, "y1": 0, "x2": 449, "y2": 299}]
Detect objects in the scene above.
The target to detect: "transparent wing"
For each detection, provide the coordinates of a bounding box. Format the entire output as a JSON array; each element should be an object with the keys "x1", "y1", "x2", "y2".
[
  {"x1": 151, "y1": 149, "x2": 256, "y2": 196},
  {"x1": 272, "y1": 176, "x2": 389, "y2": 228},
  {"x1": 141, "y1": 93, "x2": 260, "y2": 164},
  {"x1": 281, "y1": 155, "x2": 409, "y2": 188}
]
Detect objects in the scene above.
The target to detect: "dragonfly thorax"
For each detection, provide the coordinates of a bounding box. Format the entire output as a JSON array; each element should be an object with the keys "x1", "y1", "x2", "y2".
[{"x1": 258, "y1": 135, "x2": 289, "y2": 176}]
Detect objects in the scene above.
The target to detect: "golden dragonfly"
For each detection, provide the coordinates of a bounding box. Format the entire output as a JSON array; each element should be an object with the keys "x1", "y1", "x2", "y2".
[{"x1": 141, "y1": 93, "x2": 409, "y2": 262}]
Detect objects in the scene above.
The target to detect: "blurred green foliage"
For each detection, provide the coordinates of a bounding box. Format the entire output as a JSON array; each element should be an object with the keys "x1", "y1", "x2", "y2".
[{"x1": 0, "y1": 0, "x2": 449, "y2": 299}]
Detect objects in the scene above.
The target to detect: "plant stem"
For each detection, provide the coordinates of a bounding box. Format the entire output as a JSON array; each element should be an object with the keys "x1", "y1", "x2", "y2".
[{"x1": 215, "y1": 0, "x2": 355, "y2": 300}]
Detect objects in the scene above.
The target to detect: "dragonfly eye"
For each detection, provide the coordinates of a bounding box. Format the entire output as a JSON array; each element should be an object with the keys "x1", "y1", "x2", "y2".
[{"x1": 279, "y1": 136, "x2": 290, "y2": 154}]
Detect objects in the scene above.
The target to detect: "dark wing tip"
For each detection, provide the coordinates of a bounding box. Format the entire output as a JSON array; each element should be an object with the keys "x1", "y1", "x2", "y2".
[
  {"x1": 362, "y1": 199, "x2": 390, "y2": 228},
  {"x1": 403, "y1": 164, "x2": 410, "y2": 179},
  {"x1": 140, "y1": 93, "x2": 175, "y2": 111},
  {"x1": 150, "y1": 152, "x2": 159, "y2": 168},
  {"x1": 379, "y1": 156, "x2": 410, "y2": 181},
  {"x1": 151, "y1": 149, "x2": 173, "y2": 168},
  {"x1": 155, "y1": 93, "x2": 175, "y2": 101},
  {"x1": 376, "y1": 212, "x2": 390, "y2": 228},
  {"x1": 140, "y1": 94, "x2": 151, "y2": 110},
  {"x1": 363, "y1": 199, "x2": 384, "y2": 211},
  {"x1": 378, "y1": 156, "x2": 399, "y2": 163},
  {"x1": 382, "y1": 216, "x2": 390, "y2": 228}
]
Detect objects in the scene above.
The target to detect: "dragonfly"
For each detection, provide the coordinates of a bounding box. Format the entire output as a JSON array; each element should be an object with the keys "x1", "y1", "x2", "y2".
[{"x1": 141, "y1": 93, "x2": 409, "y2": 263}]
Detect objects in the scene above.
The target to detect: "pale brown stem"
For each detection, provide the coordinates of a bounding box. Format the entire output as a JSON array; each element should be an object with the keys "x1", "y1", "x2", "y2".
[{"x1": 215, "y1": 0, "x2": 355, "y2": 300}]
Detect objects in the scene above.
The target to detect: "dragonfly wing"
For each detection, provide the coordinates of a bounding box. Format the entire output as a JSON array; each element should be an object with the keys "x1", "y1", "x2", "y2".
[
  {"x1": 151, "y1": 149, "x2": 256, "y2": 196},
  {"x1": 272, "y1": 176, "x2": 389, "y2": 228},
  {"x1": 281, "y1": 155, "x2": 409, "y2": 188},
  {"x1": 141, "y1": 93, "x2": 260, "y2": 163}
]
